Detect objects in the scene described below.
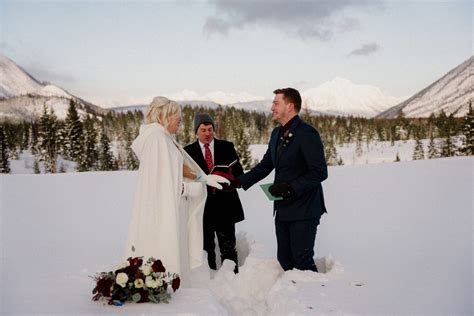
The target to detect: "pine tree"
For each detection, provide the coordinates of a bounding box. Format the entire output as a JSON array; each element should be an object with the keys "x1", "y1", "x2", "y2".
[
  {"x1": 98, "y1": 124, "x2": 115, "y2": 171},
  {"x1": 337, "y1": 156, "x2": 344, "y2": 166},
  {"x1": 124, "y1": 128, "x2": 139, "y2": 170},
  {"x1": 38, "y1": 105, "x2": 58, "y2": 173},
  {"x1": 412, "y1": 134, "x2": 425, "y2": 160},
  {"x1": 33, "y1": 159, "x2": 41, "y2": 174},
  {"x1": 323, "y1": 135, "x2": 338, "y2": 166},
  {"x1": 20, "y1": 124, "x2": 29, "y2": 151},
  {"x1": 176, "y1": 108, "x2": 192, "y2": 145},
  {"x1": 427, "y1": 133, "x2": 438, "y2": 159},
  {"x1": 234, "y1": 124, "x2": 253, "y2": 170},
  {"x1": 436, "y1": 110, "x2": 457, "y2": 157},
  {"x1": 64, "y1": 100, "x2": 83, "y2": 161},
  {"x1": 0, "y1": 125, "x2": 11, "y2": 173},
  {"x1": 395, "y1": 111, "x2": 408, "y2": 140},
  {"x1": 461, "y1": 100, "x2": 473, "y2": 156},
  {"x1": 77, "y1": 115, "x2": 99, "y2": 171},
  {"x1": 28, "y1": 122, "x2": 39, "y2": 155},
  {"x1": 355, "y1": 133, "x2": 363, "y2": 157}
]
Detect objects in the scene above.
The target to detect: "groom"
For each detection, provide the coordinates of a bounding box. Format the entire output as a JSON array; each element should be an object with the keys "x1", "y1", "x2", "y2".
[
  {"x1": 235, "y1": 88, "x2": 328, "y2": 272},
  {"x1": 184, "y1": 113, "x2": 245, "y2": 273}
]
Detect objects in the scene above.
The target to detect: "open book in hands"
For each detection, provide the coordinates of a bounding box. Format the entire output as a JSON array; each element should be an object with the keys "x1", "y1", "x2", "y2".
[{"x1": 210, "y1": 159, "x2": 238, "y2": 181}]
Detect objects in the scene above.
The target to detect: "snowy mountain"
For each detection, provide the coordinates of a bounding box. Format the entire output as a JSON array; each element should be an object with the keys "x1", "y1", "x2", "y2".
[
  {"x1": 377, "y1": 56, "x2": 473, "y2": 118},
  {"x1": 0, "y1": 54, "x2": 43, "y2": 98},
  {"x1": 113, "y1": 79, "x2": 402, "y2": 117},
  {"x1": 164, "y1": 89, "x2": 265, "y2": 106},
  {"x1": 112, "y1": 100, "x2": 222, "y2": 113},
  {"x1": 0, "y1": 54, "x2": 108, "y2": 121},
  {"x1": 301, "y1": 77, "x2": 404, "y2": 117}
]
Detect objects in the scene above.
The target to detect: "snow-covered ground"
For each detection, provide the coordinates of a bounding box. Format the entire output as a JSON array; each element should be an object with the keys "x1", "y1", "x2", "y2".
[
  {"x1": 9, "y1": 139, "x2": 447, "y2": 174},
  {"x1": 1, "y1": 157, "x2": 471, "y2": 315},
  {"x1": 252, "y1": 139, "x2": 453, "y2": 166}
]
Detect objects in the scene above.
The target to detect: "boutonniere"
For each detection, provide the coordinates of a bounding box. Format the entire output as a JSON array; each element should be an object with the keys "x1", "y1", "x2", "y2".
[{"x1": 280, "y1": 132, "x2": 294, "y2": 148}]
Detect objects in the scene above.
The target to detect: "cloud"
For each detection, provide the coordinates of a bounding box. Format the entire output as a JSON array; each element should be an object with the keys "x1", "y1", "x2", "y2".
[
  {"x1": 203, "y1": 0, "x2": 381, "y2": 40},
  {"x1": 348, "y1": 42, "x2": 380, "y2": 57}
]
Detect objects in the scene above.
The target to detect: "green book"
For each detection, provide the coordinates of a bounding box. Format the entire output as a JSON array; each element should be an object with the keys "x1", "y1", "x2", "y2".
[{"x1": 259, "y1": 183, "x2": 283, "y2": 201}]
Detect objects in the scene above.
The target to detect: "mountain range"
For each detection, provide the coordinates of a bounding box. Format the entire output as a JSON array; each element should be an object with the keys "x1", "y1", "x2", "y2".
[
  {"x1": 112, "y1": 80, "x2": 403, "y2": 117},
  {"x1": 0, "y1": 53, "x2": 472, "y2": 121}
]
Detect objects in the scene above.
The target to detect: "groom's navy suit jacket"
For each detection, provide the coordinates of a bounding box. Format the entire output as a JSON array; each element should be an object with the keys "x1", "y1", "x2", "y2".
[{"x1": 238, "y1": 115, "x2": 328, "y2": 221}]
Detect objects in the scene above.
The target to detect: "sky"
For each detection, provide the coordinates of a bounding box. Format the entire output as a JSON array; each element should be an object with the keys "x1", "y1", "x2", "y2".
[{"x1": 0, "y1": 0, "x2": 472, "y2": 107}]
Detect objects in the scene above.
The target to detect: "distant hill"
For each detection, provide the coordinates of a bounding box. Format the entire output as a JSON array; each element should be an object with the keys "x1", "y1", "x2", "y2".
[
  {"x1": 0, "y1": 54, "x2": 108, "y2": 121},
  {"x1": 377, "y1": 56, "x2": 473, "y2": 118}
]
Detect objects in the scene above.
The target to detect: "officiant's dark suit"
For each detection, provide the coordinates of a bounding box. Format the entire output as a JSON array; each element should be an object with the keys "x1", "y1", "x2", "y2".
[
  {"x1": 184, "y1": 113, "x2": 244, "y2": 272},
  {"x1": 237, "y1": 88, "x2": 328, "y2": 272}
]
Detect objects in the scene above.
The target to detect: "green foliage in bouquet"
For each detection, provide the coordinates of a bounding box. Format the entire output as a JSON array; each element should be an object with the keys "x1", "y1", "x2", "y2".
[{"x1": 92, "y1": 257, "x2": 180, "y2": 305}]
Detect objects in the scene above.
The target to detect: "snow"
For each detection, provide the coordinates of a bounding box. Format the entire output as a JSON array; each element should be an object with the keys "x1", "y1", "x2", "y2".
[
  {"x1": 0, "y1": 54, "x2": 42, "y2": 99},
  {"x1": 378, "y1": 56, "x2": 473, "y2": 118},
  {"x1": 9, "y1": 151, "x2": 77, "y2": 174},
  {"x1": 251, "y1": 139, "x2": 444, "y2": 167},
  {"x1": 36, "y1": 84, "x2": 73, "y2": 99},
  {"x1": 1, "y1": 157, "x2": 472, "y2": 315},
  {"x1": 165, "y1": 90, "x2": 265, "y2": 106}
]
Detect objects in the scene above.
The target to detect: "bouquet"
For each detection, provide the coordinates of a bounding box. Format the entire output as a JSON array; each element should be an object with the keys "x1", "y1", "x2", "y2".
[{"x1": 92, "y1": 257, "x2": 180, "y2": 305}]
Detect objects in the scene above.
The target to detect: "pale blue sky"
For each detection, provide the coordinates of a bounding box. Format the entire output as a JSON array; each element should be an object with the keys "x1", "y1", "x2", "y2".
[{"x1": 1, "y1": 0, "x2": 472, "y2": 107}]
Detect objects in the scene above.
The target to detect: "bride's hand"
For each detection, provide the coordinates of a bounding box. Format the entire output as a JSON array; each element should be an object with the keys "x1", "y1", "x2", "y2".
[{"x1": 195, "y1": 172, "x2": 230, "y2": 190}]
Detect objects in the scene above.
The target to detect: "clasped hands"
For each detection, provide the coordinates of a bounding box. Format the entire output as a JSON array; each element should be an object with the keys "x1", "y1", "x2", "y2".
[
  {"x1": 183, "y1": 165, "x2": 229, "y2": 190},
  {"x1": 203, "y1": 173, "x2": 241, "y2": 192},
  {"x1": 182, "y1": 165, "x2": 293, "y2": 196}
]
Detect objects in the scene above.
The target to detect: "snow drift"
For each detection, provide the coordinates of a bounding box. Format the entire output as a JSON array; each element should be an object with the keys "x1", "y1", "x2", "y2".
[{"x1": 1, "y1": 157, "x2": 472, "y2": 315}]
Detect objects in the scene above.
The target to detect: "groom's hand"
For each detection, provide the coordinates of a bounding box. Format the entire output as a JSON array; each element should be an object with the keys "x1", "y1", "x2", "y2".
[
  {"x1": 269, "y1": 183, "x2": 294, "y2": 198},
  {"x1": 222, "y1": 179, "x2": 241, "y2": 192}
]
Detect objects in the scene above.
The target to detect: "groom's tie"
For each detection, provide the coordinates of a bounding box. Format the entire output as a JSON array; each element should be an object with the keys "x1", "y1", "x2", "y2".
[{"x1": 204, "y1": 143, "x2": 213, "y2": 172}]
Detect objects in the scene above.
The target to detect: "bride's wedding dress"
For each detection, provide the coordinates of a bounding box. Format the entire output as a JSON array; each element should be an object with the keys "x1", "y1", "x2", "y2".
[{"x1": 124, "y1": 123, "x2": 207, "y2": 286}]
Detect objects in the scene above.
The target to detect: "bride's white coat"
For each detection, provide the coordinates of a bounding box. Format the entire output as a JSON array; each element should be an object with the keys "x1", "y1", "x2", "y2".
[{"x1": 124, "y1": 123, "x2": 207, "y2": 284}]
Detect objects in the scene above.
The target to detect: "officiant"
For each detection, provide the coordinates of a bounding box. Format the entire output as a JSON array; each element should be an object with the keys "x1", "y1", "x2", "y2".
[{"x1": 184, "y1": 113, "x2": 245, "y2": 273}]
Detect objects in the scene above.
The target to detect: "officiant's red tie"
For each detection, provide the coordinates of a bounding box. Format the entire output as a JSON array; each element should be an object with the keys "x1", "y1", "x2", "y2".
[{"x1": 204, "y1": 143, "x2": 213, "y2": 172}]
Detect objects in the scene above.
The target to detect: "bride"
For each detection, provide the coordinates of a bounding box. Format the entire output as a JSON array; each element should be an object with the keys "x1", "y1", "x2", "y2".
[{"x1": 124, "y1": 96, "x2": 228, "y2": 286}]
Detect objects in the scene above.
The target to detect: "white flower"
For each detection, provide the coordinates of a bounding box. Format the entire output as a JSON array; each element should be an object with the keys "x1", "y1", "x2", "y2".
[
  {"x1": 157, "y1": 278, "x2": 164, "y2": 287},
  {"x1": 145, "y1": 276, "x2": 159, "y2": 288},
  {"x1": 134, "y1": 278, "x2": 144, "y2": 288},
  {"x1": 142, "y1": 265, "x2": 152, "y2": 276},
  {"x1": 116, "y1": 261, "x2": 130, "y2": 270},
  {"x1": 116, "y1": 272, "x2": 129, "y2": 288}
]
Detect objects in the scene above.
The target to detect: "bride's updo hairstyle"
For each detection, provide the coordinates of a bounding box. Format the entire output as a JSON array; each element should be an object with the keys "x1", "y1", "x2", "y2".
[{"x1": 144, "y1": 96, "x2": 181, "y2": 129}]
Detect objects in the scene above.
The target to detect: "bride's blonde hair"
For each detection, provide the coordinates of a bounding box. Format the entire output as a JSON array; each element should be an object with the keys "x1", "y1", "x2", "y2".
[{"x1": 144, "y1": 96, "x2": 181, "y2": 128}]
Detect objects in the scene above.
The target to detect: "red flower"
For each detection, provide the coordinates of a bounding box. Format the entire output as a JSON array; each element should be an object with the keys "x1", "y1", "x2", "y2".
[
  {"x1": 151, "y1": 259, "x2": 166, "y2": 273},
  {"x1": 128, "y1": 257, "x2": 143, "y2": 268},
  {"x1": 115, "y1": 257, "x2": 143, "y2": 277},
  {"x1": 137, "y1": 288, "x2": 149, "y2": 303},
  {"x1": 95, "y1": 277, "x2": 113, "y2": 297},
  {"x1": 172, "y1": 277, "x2": 180, "y2": 292}
]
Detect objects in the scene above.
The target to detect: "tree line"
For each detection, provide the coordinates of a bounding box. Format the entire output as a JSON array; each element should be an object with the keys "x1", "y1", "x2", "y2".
[{"x1": 0, "y1": 100, "x2": 472, "y2": 174}]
